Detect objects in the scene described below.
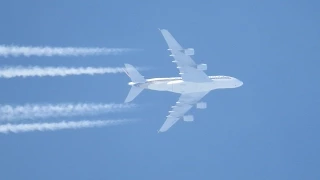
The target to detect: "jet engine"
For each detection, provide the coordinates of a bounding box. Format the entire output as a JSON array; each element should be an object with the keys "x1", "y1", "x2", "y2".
[
  {"x1": 196, "y1": 102, "x2": 207, "y2": 109},
  {"x1": 183, "y1": 115, "x2": 194, "y2": 122},
  {"x1": 197, "y1": 64, "x2": 207, "y2": 71},
  {"x1": 184, "y1": 48, "x2": 194, "y2": 56}
]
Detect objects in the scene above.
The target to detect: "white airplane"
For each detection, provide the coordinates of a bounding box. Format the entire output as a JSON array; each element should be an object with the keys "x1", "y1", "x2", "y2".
[{"x1": 123, "y1": 29, "x2": 243, "y2": 133}]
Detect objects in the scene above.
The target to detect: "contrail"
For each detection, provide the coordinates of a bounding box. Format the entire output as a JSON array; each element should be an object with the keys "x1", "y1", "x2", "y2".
[
  {"x1": 0, "y1": 103, "x2": 135, "y2": 121},
  {"x1": 0, "y1": 45, "x2": 133, "y2": 57},
  {"x1": 0, "y1": 66, "x2": 126, "y2": 78},
  {"x1": 0, "y1": 119, "x2": 134, "y2": 133}
]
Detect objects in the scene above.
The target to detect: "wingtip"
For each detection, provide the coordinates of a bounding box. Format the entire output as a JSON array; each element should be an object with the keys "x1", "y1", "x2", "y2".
[
  {"x1": 124, "y1": 98, "x2": 132, "y2": 104},
  {"x1": 124, "y1": 63, "x2": 134, "y2": 70},
  {"x1": 158, "y1": 129, "x2": 166, "y2": 133},
  {"x1": 158, "y1": 28, "x2": 167, "y2": 32}
]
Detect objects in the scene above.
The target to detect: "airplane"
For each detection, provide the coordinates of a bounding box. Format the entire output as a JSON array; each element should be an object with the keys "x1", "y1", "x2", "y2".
[{"x1": 123, "y1": 29, "x2": 243, "y2": 133}]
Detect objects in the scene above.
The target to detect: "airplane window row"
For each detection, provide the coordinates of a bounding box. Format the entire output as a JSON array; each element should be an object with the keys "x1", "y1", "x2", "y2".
[{"x1": 209, "y1": 76, "x2": 231, "y2": 79}]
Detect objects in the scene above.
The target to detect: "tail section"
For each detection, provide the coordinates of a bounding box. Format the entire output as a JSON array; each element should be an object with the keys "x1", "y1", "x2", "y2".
[
  {"x1": 124, "y1": 86, "x2": 144, "y2": 103},
  {"x1": 123, "y1": 64, "x2": 145, "y2": 83},
  {"x1": 123, "y1": 64, "x2": 145, "y2": 103}
]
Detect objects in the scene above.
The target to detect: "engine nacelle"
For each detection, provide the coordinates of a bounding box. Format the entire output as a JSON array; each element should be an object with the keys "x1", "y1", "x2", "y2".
[
  {"x1": 184, "y1": 48, "x2": 194, "y2": 56},
  {"x1": 197, "y1": 64, "x2": 207, "y2": 71},
  {"x1": 183, "y1": 115, "x2": 194, "y2": 122},
  {"x1": 196, "y1": 102, "x2": 207, "y2": 109}
]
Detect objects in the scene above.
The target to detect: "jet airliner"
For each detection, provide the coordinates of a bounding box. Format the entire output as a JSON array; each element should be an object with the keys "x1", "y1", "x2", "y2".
[{"x1": 123, "y1": 29, "x2": 243, "y2": 132}]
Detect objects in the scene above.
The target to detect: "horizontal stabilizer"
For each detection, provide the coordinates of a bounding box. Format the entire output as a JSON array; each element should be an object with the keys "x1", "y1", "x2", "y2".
[
  {"x1": 125, "y1": 86, "x2": 143, "y2": 103},
  {"x1": 123, "y1": 64, "x2": 145, "y2": 83}
]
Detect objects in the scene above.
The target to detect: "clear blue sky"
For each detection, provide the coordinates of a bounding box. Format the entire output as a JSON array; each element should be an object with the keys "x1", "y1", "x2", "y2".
[{"x1": 0, "y1": 0, "x2": 319, "y2": 179}]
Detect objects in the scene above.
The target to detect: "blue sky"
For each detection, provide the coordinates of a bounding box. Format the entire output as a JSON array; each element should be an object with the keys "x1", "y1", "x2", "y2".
[{"x1": 0, "y1": 0, "x2": 319, "y2": 179}]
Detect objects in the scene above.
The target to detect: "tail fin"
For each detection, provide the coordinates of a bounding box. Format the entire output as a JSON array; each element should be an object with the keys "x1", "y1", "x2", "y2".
[
  {"x1": 123, "y1": 64, "x2": 145, "y2": 83},
  {"x1": 123, "y1": 64, "x2": 145, "y2": 103}
]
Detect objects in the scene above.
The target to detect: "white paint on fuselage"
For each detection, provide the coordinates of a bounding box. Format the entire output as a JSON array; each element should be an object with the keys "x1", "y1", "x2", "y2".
[{"x1": 134, "y1": 76, "x2": 243, "y2": 94}]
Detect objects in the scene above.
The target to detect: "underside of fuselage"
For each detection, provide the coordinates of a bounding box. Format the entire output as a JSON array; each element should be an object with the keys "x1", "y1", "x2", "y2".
[
  {"x1": 148, "y1": 80, "x2": 214, "y2": 93},
  {"x1": 132, "y1": 76, "x2": 243, "y2": 94}
]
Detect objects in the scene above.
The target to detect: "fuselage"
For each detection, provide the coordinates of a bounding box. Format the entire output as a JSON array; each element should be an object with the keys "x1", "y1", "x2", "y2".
[{"x1": 129, "y1": 75, "x2": 243, "y2": 94}]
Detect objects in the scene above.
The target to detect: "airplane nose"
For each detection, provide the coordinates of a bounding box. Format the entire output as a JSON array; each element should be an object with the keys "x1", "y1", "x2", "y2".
[
  {"x1": 234, "y1": 79, "x2": 243, "y2": 87},
  {"x1": 232, "y1": 78, "x2": 243, "y2": 87}
]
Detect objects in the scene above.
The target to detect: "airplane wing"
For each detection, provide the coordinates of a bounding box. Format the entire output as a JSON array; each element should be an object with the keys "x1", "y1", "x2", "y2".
[
  {"x1": 159, "y1": 29, "x2": 211, "y2": 83},
  {"x1": 158, "y1": 91, "x2": 210, "y2": 132}
]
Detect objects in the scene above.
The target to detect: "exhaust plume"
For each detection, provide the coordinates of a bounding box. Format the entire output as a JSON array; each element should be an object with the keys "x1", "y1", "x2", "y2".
[
  {"x1": 0, "y1": 66, "x2": 126, "y2": 78},
  {"x1": 0, "y1": 119, "x2": 134, "y2": 133},
  {"x1": 0, "y1": 103, "x2": 135, "y2": 121},
  {"x1": 0, "y1": 45, "x2": 133, "y2": 57}
]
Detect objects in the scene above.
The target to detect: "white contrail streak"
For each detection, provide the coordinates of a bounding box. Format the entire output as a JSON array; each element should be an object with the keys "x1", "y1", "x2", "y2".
[
  {"x1": 0, "y1": 119, "x2": 134, "y2": 133},
  {"x1": 0, "y1": 66, "x2": 126, "y2": 78},
  {"x1": 0, "y1": 45, "x2": 133, "y2": 57},
  {"x1": 0, "y1": 103, "x2": 134, "y2": 121}
]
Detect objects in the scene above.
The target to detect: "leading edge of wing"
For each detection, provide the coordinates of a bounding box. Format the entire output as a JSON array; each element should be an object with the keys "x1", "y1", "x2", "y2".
[{"x1": 158, "y1": 28, "x2": 211, "y2": 83}]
